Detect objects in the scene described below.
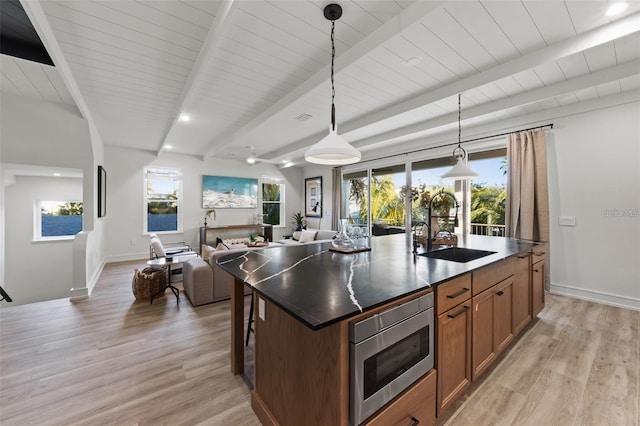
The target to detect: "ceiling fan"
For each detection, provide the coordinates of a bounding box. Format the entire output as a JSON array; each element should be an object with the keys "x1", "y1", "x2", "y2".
[{"x1": 245, "y1": 146, "x2": 278, "y2": 165}]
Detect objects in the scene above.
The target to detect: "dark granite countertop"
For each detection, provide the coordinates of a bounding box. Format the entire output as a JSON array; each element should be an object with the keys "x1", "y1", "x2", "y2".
[{"x1": 217, "y1": 234, "x2": 538, "y2": 330}]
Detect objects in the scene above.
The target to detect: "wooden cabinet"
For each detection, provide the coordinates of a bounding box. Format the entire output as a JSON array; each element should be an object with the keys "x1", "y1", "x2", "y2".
[
  {"x1": 365, "y1": 369, "x2": 436, "y2": 426},
  {"x1": 471, "y1": 276, "x2": 514, "y2": 381},
  {"x1": 199, "y1": 224, "x2": 273, "y2": 248},
  {"x1": 512, "y1": 254, "x2": 532, "y2": 336},
  {"x1": 437, "y1": 302, "x2": 471, "y2": 416}
]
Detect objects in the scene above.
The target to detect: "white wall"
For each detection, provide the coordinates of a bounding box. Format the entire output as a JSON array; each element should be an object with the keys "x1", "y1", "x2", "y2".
[
  {"x1": 1, "y1": 93, "x2": 99, "y2": 306},
  {"x1": 104, "y1": 146, "x2": 303, "y2": 261},
  {"x1": 4, "y1": 176, "x2": 83, "y2": 304},
  {"x1": 547, "y1": 101, "x2": 640, "y2": 310}
]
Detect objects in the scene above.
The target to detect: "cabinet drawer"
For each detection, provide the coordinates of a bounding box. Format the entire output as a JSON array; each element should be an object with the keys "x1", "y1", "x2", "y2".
[
  {"x1": 365, "y1": 368, "x2": 436, "y2": 426},
  {"x1": 472, "y1": 257, "x2": 515, "y2": 295},
  {"x1": 436, "y1": 274, "x2": 471, "y2": 315},
  {"x1": 532, "y1": 242, "x2": 546, "y2": 264}
]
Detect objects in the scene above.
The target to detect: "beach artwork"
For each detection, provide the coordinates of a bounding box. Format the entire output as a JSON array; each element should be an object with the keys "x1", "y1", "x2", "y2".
[{"x1": 202, "y1": 175, "x2": 258, "y2": 208}]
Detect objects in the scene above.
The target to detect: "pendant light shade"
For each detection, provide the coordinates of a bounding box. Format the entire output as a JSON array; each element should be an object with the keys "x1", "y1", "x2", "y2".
[
  {"x1": 305, "y1": 126, "x2": 361, "y2": 165},
  {"x1": 304, "y1": 4, "x2": 361, "y2": 166},
  {"x1": 442, "y1": 94, "x2": 479, "y2": 180}
]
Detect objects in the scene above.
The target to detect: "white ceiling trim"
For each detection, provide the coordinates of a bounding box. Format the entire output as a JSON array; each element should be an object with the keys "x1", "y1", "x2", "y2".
[
  {"x1": 339, "y1": 11, "x2": 640, "y2": 138},
  {"x1": 264, "y1": 11, "x2": 640, "y2": 162},
  {"x1": 202, "y1": 0, "x2": 445, "y2": 160},
  {"x1": 351, "y1": 59, "x2": 640, "y2": 149},
  {"x1": 348, "y1": 90, "x2": 640, "y2": 168},
  {"x1": 157, "y1": 0, "x2": 236, "y2": 155}
]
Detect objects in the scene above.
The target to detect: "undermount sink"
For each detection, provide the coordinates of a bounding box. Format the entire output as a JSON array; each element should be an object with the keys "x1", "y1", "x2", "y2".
[{"x1": 418, "y1": 247, "x2": 497, "y2": 263}]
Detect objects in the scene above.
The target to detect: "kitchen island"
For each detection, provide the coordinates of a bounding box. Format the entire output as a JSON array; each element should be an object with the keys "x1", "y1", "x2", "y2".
[{"x1": 217, "y1": 234, "x2": 539, "y2": 425}]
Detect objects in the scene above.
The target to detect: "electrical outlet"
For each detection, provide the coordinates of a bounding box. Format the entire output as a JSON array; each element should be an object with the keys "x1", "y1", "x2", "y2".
[{"x1": 558, "y1": 216, "x2": 576, "y2": 226}]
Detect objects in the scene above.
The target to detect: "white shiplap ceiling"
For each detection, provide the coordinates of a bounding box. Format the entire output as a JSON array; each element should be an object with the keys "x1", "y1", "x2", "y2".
[{"x1": 5, "y1": 0, "x2": 640, "y2": 166}]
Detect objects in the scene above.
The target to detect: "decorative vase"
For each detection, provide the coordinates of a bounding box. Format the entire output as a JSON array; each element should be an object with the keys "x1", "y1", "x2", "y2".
[{"x1": 332, "y1": 219, "x2": 354, "y2": 250}]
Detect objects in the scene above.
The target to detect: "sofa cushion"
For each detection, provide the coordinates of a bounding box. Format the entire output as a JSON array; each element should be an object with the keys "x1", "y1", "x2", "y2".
[
  {"x1": 202, "y1": 244, "x2": 216, "y2": 262},
  {"x1": 292, "y1": 230, "x2": 302, "y2": 241},
  {"x1": 315, "y1": 230, "x2": 337, "y2": 240},
  {"x1": 298, "y1": 229, "x2": 317, "y2": 243}
]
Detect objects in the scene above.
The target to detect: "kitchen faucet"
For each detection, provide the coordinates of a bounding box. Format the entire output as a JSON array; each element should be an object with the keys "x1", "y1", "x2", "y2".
[{"x1": 413, "y1": 190, "x2": 460, "y2": 254}]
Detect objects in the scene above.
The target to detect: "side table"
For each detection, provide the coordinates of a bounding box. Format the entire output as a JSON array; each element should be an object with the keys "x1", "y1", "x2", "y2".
[{"x1": 147, "y1": 254, "x2": 198, "y2": 305}]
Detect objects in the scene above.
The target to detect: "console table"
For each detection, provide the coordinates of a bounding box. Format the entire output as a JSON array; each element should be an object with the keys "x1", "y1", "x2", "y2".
[{"x1": 199, "y1": 224, "x2": 273, "y2": 248}]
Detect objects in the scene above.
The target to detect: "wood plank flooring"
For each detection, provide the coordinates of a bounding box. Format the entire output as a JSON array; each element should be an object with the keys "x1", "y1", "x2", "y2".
[{"x1": 1, "y1": 260, "x2": 638, "y2": 425}]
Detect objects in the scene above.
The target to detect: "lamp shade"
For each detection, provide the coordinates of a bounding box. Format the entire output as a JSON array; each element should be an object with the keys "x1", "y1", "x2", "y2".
[
  {"x1": 305, "y1": 127, "x2": 361, "y2": 165},
  {"x1": 441, "y1": 157, "x2": 479, "y2": 180}
]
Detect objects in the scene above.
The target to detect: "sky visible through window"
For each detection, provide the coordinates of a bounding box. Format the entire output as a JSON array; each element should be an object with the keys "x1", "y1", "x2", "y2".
[{"x1": 392, "y1": 157, "x2": 506, "y2": 189}]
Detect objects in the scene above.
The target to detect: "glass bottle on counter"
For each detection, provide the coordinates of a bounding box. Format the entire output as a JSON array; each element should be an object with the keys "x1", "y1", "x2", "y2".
[{"x1": 332, "y1": 218, "x2": 355, "y2": 250}]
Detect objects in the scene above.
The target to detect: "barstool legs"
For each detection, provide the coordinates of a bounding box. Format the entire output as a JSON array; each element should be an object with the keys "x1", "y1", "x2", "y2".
[{"x1": 245, "y1": 292, "x2": 254, "y2": 346}]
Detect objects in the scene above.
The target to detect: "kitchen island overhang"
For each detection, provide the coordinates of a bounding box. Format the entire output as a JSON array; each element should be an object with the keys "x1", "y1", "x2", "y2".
[{"x1": 218, "y1": 234, "x2": 539, "y2": 331}]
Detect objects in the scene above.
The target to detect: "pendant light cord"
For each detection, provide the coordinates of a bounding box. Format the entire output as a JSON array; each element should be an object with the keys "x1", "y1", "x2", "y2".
[
  {"x1": 458, "y1": 93, "x2": 461, "y2": 147},
  {"x1": 330, "y1": 20, "x2": 336, "y2": 131}
]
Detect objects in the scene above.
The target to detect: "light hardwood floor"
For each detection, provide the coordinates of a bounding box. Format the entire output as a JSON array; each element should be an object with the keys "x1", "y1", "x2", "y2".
[{"x1": 1, "y1": 260, "x2": 638, "y2": 425}]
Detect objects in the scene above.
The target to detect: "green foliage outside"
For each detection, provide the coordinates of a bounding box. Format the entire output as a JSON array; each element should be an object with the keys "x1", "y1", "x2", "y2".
[
  {"x1": 347, "y1": 174, "x2": 506, "y2": 228},
  {"x1": 42, "y1": 202, "x2": 83, "y2": 216}
]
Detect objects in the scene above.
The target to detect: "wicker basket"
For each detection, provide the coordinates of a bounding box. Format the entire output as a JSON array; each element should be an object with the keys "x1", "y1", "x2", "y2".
[{"x1": 132, "y1": 267, "x2": 167, "y2": 300}]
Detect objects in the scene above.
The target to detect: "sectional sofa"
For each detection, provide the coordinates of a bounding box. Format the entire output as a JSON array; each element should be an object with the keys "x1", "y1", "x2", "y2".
[{"x1": 182, "y1": 229, "x2": 337, "y2": 306}]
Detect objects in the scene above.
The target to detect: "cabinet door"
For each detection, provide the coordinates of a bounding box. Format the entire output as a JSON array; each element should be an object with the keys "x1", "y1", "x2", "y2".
[
  {"x1": 365, "y1": 369, "x2": 436, "y2": 426},
  {"x1": 493, "y1": 277, "x2": 514, "y2": 354},
  {"x1": 437, "y1": 303, "x2": 471, "y2": 416},
  {"x1": 472, "y1": 289, "x2": 495, "y2": 381},
  {"x1": 512, "y1": 254, "x2": 532, "y2": 336},
  {"x1": 532, "y1": 260, "x2": 545, "y2": 316}
]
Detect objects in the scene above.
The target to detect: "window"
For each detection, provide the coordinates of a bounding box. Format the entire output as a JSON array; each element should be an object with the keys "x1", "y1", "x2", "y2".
[
  {"x1": 468, "y1": 149, "x2": 507, "y2": 237},
  {"x1": 262, "y1": 181, "x2": 284, "y2": 226},
  {"x1": 145, "y1": 168, "x2": 182, "y2": 233},
  {"x1": 37, "y1": 201, "x2": 83, "y2": 239}
]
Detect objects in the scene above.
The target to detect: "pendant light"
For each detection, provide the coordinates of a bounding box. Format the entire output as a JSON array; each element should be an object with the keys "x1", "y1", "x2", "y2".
[
  {"x1": 305, "y1": 4, "x2": 361, "y2": 166},
  {"x1": 441, "y1": 94, "x2": 479, "y2": 180}
]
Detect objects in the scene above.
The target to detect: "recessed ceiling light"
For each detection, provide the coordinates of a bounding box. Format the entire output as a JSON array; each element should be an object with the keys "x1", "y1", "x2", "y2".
[
  {"x1": 53, "y1": 173, "x2": 61, "y2": 177},
  {"x1": 165, "y1": 145, "x2": 172, "y2": 150},
  {"x1": 606, "y1": 2, "x2": 628, "y2": 16},
  {"x1": 178, "y1": 114, "x2": 190, "y2": 123},
  {"x1": 405, "y1": 56, "x2": 422, "y2": 67}
]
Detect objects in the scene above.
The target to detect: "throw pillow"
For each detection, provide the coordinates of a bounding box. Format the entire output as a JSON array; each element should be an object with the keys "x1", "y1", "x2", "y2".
[
  {"x1": 292, "y1": 231, "x2": 302, "y2": 241},
  {"x1": 216, "y1": 243, "x2": 229, "y2": 251},
  {"x1": 298, "y1": 229, "x2": 317, "y2": 243},
  {"x1": 201, "y1": 244, "x2": 215, "y2": 263}
]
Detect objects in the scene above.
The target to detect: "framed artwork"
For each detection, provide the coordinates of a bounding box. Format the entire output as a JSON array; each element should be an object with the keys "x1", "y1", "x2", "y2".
[
  {"x1": 202, "y1": 175, "x2": 258, "y2": 208},
  {"x1": 98, "y1": 165, "x2": 107, "y2": 217},
  {"x1": 305, "y1": 176, "x2": 322, "y2": 218}
]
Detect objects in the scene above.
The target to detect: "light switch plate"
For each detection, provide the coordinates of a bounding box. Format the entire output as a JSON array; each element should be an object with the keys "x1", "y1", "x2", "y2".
[
  {"x1": 258, "y1": 297, "x2": 265, "y2": 321},
  {"x1": 559, "y1": 216, "x2": 576, "y2": 226}
]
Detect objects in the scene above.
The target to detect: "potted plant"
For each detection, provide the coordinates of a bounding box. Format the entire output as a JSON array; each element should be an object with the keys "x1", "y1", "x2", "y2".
[
  {"x1": 204, "y1": 209, "x2": 216, "y2": 227},
  {"x1": 292, "y1": 212, "x2": 306, "y2": 231}
]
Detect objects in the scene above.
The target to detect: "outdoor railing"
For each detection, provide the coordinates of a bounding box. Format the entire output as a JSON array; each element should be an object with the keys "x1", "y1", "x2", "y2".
[{"x1": 470, "y1": 223, "x2": 506, "y2": 237}]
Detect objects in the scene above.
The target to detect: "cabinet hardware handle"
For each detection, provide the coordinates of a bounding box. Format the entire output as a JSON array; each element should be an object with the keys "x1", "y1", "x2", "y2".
[
  {"x1": 534, "y1": 269, "x2": 539, "y2": 272},
  {"x1": 410, "y1": 416, "x2": 420, "y2": 426},
  {"x1": 448, "y1": 306, "x2": 470, "y2": 318},
  {"x1": 534, "y1": 252, "x2": 545, "y2": 256},
  {"x1": 497, "y1": 291, "x2": 504, "y2": 296},
  {"x1": 446, "y1": 288, "x2": 469, "y2": 299}
]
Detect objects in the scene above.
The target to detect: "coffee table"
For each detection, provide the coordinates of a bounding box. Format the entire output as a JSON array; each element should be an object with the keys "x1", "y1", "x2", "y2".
[{"x1": 147, "y1": 253, "x2": 198, "y2": 305}]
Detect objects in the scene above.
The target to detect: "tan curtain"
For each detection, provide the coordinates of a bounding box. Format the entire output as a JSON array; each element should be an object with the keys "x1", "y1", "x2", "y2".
[
  {"x1": 506, "y1": 129, "x2": 549, "y2": 242},
  {"x1": 331, "y1": 167, "x2": 342, "y2": 231}
]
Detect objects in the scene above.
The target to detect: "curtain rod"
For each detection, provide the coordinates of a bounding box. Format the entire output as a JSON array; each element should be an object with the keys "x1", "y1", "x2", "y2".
[{"x1": 351, "y1": 123, "x2": 554, "y2": 166}]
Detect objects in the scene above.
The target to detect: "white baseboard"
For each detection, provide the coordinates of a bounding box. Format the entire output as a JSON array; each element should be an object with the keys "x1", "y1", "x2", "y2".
[
  {"x1": 549, "y1": 282, "x2": 640, "y2": 311},
  {"x1": 105, "y1": 253, "x2": 149, "y2": 263}
]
